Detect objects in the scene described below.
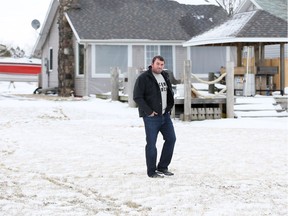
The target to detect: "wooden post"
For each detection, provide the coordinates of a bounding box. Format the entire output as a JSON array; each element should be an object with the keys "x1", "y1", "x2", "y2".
[
  {"x1": 280, "y1": 43, "x2": 285, "y2": 95},
  {"x1": 255, "y1": 44, "x2": 260, "y2": 67},
  {"x1": 111, "y1": 67, "x2": 119, "y2": 101},
  {"x1": 226, "y1": 61, "x2": 234, "y2": 118},
  {"x1": 237, "y1": 44, "x2": 242, "y2": 67},
  {"x1": 171, "y1": 104, "x2": 175, "y2": 119},
  {"x1": 208, "y1": 72, "x2": 215, "y2": 94},
  {"x1": 128, "y1": 67, "x2": 137, "y2": 107},
  {"x1": 183, "y1": 60, "x2": 191, "y2": 121}
]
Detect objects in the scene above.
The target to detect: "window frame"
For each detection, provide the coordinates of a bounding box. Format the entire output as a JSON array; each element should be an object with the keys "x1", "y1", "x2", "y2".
[
  {"x1": 145, "y1": 45, "x2": 174, "y2": 71},
  {"x1": 49, "y1": 47, "x2": 53, "y2": 72},
  {"x1": 76, "y1": 43, "x2": 85, "y2": 77}
]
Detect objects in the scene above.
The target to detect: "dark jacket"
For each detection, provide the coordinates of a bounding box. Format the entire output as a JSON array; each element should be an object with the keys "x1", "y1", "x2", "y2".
[{"x1": 133, "y1": 66, "x2": 174, "y2": 117}]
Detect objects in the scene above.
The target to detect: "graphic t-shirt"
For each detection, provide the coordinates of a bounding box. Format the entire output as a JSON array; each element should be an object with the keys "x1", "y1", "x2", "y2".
[{"x1": 152, "y1": 72, "x2": 167, "y2": 114}]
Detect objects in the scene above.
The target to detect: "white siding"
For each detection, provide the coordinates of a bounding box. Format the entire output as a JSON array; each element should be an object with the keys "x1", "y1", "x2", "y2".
[{"x1": 41, "y1": 14, "x2": 59, "y2": 89}]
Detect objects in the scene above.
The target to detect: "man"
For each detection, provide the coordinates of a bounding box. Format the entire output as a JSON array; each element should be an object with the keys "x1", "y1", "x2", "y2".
[{"x1": 133, "y1": 55, "x2": 176, "y2": 178}]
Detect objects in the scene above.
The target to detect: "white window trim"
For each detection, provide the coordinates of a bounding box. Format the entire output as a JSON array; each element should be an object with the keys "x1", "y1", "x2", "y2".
[{"x1": 49, "y1": 47, "x2": 53, "y2": 72}]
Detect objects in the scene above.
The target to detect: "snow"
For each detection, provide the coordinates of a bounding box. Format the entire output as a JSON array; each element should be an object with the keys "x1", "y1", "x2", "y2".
[
  {"x1": 184, "y1": 11, "x2": 256, "y2": 47},
  {"x1": 192, "y1": 11, "x2": 256, "y2": 39},
  {"x1": 0, "y1": 82, "x2": 288, "y2": 215},
  {"x1": 0, "y1": 57, "x2": 41, "y2": 64},
  {"x1": 234, "y1": 96, "x2": 288, "y2": 118}
]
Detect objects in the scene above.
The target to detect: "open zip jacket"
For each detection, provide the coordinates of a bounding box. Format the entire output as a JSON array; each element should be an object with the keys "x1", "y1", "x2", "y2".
[{"x1": 133, "y1": 66, "x2": 174, "y2": 117}]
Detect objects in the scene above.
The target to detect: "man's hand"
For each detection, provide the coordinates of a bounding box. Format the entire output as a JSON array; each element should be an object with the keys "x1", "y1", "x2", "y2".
[{"x1": 149, "y1": 111, "x2": 158, "y2": 117}]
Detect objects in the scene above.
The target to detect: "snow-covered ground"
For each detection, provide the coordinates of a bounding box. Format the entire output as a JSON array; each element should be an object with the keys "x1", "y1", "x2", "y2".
[{"x1": 0, "y1": 82, "x2": 287, "y2": 215}]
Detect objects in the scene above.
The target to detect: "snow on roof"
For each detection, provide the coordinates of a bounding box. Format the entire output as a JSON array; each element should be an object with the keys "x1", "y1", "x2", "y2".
[
  {"x1": 203, "y1": 11, "x2": 255, "y2": 38},
  {"x1": 0, "y1": 57, "x2": 41, "y2": 65},
  {"x1": 183, "y1": 10, "x2": 288, "y2": 47},
  {"x1": 183, "y1": 11, "x2": 256, "y2": 46}
]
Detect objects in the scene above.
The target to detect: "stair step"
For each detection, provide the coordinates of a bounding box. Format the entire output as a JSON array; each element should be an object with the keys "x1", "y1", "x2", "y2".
[{"x1": 234, "y1": 96, "x2": 288, "y2": 118}]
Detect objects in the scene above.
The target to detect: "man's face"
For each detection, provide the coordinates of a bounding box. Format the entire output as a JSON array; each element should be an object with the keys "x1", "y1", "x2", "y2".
[{"x1": 151, "y1": 58, "x2": 165, "y2": 74}]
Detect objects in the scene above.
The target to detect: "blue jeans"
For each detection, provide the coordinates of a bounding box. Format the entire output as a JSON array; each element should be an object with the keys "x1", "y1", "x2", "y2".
[{"x1": 143, "y1": 113, "x2": 176, "y2": 176}]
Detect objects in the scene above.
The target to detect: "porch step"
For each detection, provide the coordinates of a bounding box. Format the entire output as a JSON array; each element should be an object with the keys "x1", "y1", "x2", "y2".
[{"x1": 234, "y1": 96, "x2": 288, "y2": 118}]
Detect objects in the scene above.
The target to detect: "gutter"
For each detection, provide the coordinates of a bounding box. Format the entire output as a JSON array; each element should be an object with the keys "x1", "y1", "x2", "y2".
[{"x1": 183, "y1": 37, "x2": 288, "y2": 47}]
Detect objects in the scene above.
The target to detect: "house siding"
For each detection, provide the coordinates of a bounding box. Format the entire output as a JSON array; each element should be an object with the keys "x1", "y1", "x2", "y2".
[
  {"x1": 41, "y1": 14, "x2": 59, "y2": 89},
  {"x1": 132, "y1": 45, "x2": 145, "y2": 71},
  {"x1": 89, "y1": 77, "x2": 110, "y2": 95},
  {"x1": 75, "y1": 78, "x2": 85, "y2": 96}
]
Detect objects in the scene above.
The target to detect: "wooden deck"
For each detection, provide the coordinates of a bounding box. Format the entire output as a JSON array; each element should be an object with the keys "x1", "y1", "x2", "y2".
[
  {"x1": 174, "y1": 97, "x2": 226, "y2": 105},
  {"x1": 173, "y1": 97, "x2": 227, "y2": 119}
]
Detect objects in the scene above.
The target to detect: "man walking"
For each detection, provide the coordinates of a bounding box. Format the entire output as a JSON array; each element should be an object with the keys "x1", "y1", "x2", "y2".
[{"x1": 133, "y1": 55, "x2": 176, "y2": 178}]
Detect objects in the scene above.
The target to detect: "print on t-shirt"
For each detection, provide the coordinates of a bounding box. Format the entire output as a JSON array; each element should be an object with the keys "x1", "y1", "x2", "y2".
[{"x1": 158, "y1": 82, "x2": 167, "y2": 92}]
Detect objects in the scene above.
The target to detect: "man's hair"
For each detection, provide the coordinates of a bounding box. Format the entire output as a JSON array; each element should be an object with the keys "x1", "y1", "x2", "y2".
[{"x1": 152, "y1": 55, "x2": 165, "y2": 64}]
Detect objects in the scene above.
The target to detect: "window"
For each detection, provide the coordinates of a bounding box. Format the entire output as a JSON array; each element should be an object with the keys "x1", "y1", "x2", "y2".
[
  {"x1": 94, "y1": 45, "x2": 128, "y2": 76},
  {"x1": 49, "y1": 47, "x2": 53, "y2": 71},
  {"x1": 145, "y1": 45, "x2": 173, "y2": 71},
  {"x1": 146, "y1": 45, "x2": 158, "y2": 68},
  {"x1": 76, "y1": 44, "x2": 85, "y2": 75}
]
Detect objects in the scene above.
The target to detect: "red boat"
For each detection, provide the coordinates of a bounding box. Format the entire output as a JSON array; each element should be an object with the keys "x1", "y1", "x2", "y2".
[{"x1": 0, "y1": 58, "x2": 41, "y2": 82}]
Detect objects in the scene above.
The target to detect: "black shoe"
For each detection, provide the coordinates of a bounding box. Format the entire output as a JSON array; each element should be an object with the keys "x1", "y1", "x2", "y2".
[
  {"x1": 157, "y1": 169, "x2": 174, "y2": 176},
  {"x1": 149, "y1": 173, "x2": 164, "y2": 178}
]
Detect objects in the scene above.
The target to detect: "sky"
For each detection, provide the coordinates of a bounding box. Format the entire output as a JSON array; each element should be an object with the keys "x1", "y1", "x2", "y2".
[
  {"x1": 0, "y1": 0, "x2": 217, "y2": 56},
  {"x1": 0, "y1": 0, "x2": 52, "y2": 55}
]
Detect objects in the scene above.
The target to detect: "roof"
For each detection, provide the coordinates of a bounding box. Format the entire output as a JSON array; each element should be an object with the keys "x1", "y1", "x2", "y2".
[
  {"x1": 183, "y1": 10, "x2": 288, "y2": 47},
  {"x1": 64, "y1": 0, "x2": 227, "y2": 42},
  {"x1": 237, "y1": 0, "x2": 288, "y2": 21},
  {"x1": 254, "y1": 0, "x2": 288, "y2": 21}
]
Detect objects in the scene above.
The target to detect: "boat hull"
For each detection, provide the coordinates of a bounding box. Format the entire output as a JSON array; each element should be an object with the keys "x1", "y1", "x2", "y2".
[{"x1": 0, "y1": 63, "x2": 41, "y2": 75}]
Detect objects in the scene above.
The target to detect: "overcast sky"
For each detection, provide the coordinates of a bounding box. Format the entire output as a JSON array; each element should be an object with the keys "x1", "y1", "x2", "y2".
[{"x1": 0, "y1": 0, "x2": 217, "y2": 56}]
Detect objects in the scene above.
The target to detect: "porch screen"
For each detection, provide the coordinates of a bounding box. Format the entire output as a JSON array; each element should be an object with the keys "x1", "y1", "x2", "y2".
[
  {"x1": 190, "y1": 46, "x2": 227, "y2": 74},
  {"x1": 95, "y1": 45, "x2": 128, "y2": 75}
]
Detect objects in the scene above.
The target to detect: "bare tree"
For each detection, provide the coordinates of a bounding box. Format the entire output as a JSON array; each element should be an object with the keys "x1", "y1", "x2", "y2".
[
  {"x1": 214, "y1": 0, "x2": 243, "y2": 16},
  {"x1": 10, "y1": 46, "x2": 26, "y2": 58},
  {"x1": 0, "y1": 45, "x2": 25, "y2": 58}
]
